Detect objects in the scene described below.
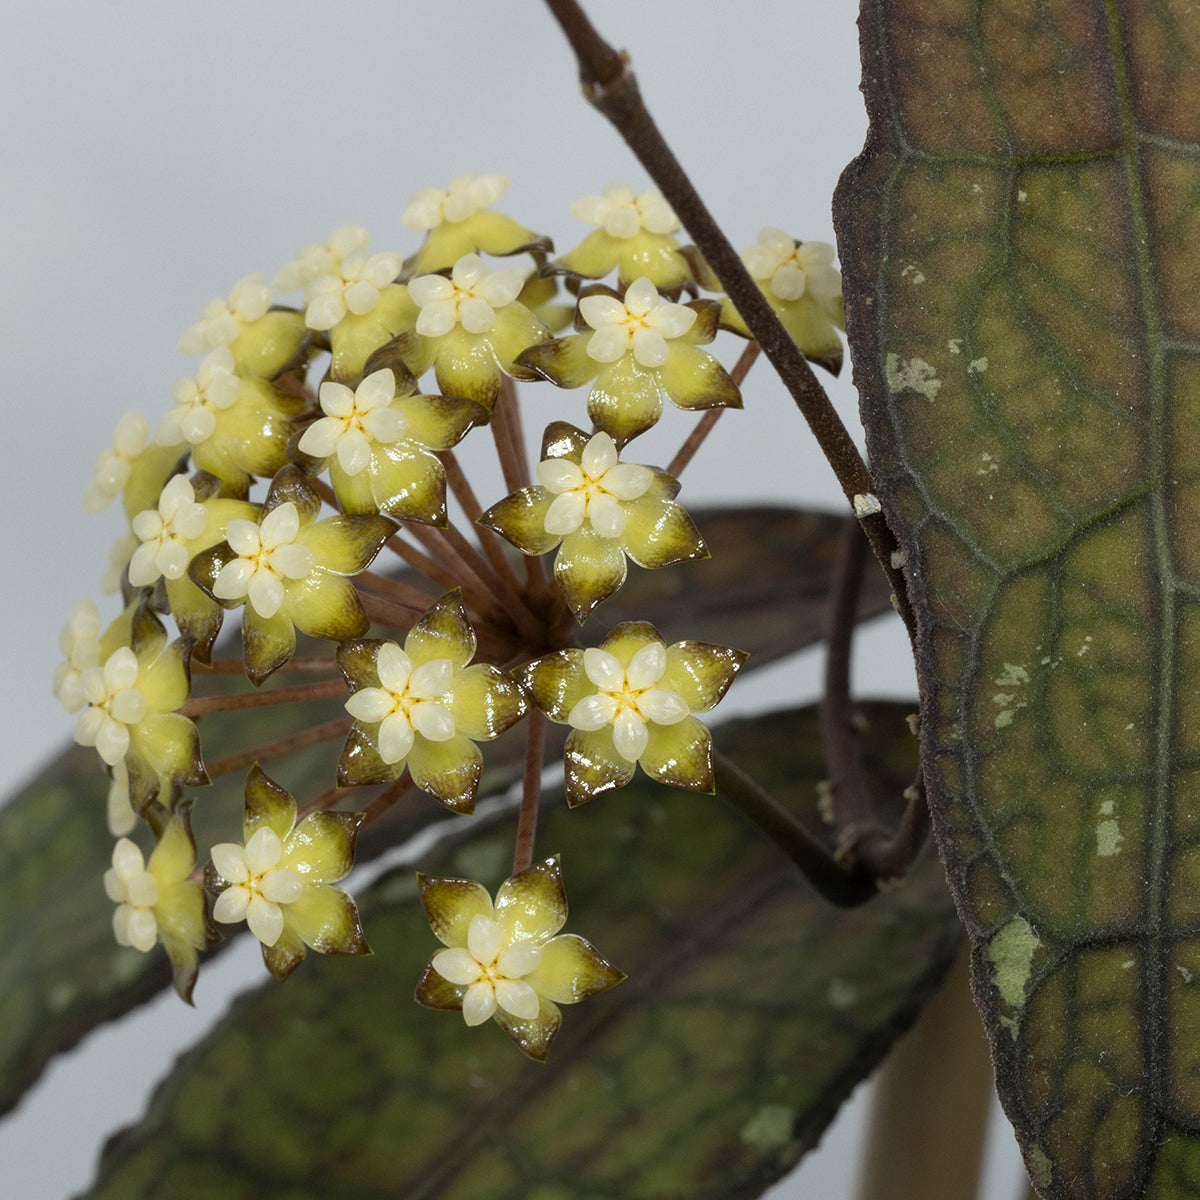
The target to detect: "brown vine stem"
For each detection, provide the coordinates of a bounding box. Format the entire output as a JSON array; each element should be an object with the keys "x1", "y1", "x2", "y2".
[
  {"x1": 513, "y1": 708, "x2": 548, "y2": 874},
  {"x1": 204, "y1": 715, "x2": 353, "y2": 779},
  {"x1": 542, "y1": 0, "x2": 915, "y2": 637},
  {"x1": 181, "y1": 678, "x2": 347, "y2": 717},
  {"x1": 711, "y1": 749, "x2": 876, "y2": 908},
  {"x1": 821, "y1": 518, "x2": 930, "y2": 878},
  {"x1": 667, "y1": 340, "x2": 760, "y2": 477}
]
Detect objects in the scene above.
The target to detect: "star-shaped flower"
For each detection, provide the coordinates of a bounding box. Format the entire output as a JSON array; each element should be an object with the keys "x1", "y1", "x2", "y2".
[
  {"x1": 296, "y1": 367, "x2": 486, "y2": 524},
  {"x1": 104, "y1": 802, "x2": 214, "y2": 1001},
  {"x1": 127, "y1": 475, "x2": 210, "y2": 588},
  {"x1": 190, "y1": 466, "x2": 394, "y2": 683},
  {"x1": 415, "y1": 856, "x2": 624, "y2": 1061},
  {"x1": 716, "y1": 229, "x2": 845, "y2": 375},
  {"x1": 481, "y1": 424, "x2": 706, "y2": 621},
  {"x1": 517, "y1": 279, "x2": 741, "y2": 447},
  {"x1": 553, "y1": 183, "x2": 691, "y2": 293},
  {"x1": 302, "y1": 242, "x2": 415, "y2": 385},
  {"x1": 517, "y1": 621, "x2": 746, "y2": 805},
  {"x1": 53, "y1": 599, "x2": 102, "y2": 714},
  {"x1": 338, "y1": 591, "x2": 529, "y2": 812},
  {"x1": 206, "y1": 766, "x2": 369, "y2": 981},
  {"x1": 157, "y1": 347, "x2": 304, "y2": 495},
  {"x1": 273, "y1": 223, "x2": 370, "y2": 294},
  {"x1": 390, "y1": 253, "x2": 550, "y2": 408},
  {"x1": 73, "y1": 603, "x2": 207, "y2": 814},
  {"x1": 176, "y1": 272, "x2": 306, "y2": 379},
  {"x1": 401, "y1": 173, "x2": 551, "y2": 276}
]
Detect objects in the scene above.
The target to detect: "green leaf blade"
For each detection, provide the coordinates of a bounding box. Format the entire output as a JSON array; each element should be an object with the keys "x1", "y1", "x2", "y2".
[
  {"x1": 836, "y1": 1, "x2": 1200, "y2": 1195},
  {"x1": 82, "y1": 704, "x2": 957, "y2": 1200}
]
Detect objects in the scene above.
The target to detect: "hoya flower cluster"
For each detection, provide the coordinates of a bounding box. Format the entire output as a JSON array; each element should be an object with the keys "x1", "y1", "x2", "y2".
[{"x1": 59, "y1": 172, "x2": 842, "y2": 1057}]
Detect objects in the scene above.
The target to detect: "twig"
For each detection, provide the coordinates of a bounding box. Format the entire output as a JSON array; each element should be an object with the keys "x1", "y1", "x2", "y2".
[
  {"x1": 181, "y1": 678, "x2": 346, "y2": 717},
  {"x1": 712, "y1": 749, "x2": 876, "y2": 908},
  {"x1": 205, "y1": 716, "x2": 353, "y2": 779},
  {"x1": 513, "y1": 709, "x2": 547, "y2": 874},
  {"x1": 441, "y1": 449, "x2": 526, "y2": 591},
  {"x1": 821, "y1": 518, "x2": 930, "y2": 879},
  {"x1": 542, "y1": 0, "x2": 915, "y2": 635}
]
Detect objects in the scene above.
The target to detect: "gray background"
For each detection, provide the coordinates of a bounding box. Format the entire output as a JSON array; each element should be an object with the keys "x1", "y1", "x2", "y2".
[{"x1": 0, "y1": 2, "x2": 1024, "y2": 1195}]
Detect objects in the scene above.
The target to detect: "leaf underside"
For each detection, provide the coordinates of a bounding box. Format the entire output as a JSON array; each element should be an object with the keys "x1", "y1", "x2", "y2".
[
  {"x1": 836, "y1": 1, "x2": 1200, "y2": 1196},
  {"x1": 0, "y1": 506, "x2": 895, "y2": 1120},
  {"x1": 82, "y1": 703, "x2": 957, "y2": 1200}
]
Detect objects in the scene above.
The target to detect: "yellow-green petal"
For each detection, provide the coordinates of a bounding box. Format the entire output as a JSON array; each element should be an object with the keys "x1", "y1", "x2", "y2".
[
  {"x1": 136, "y1": 638, "x2": 190, "y2": 712},
  {"x1": 337, "y1": 722, "x2": 405, "y2": 787},
  {"x1": 283, "y1": 882, "x2": 369, "y2": 956},
  {"x1": 492, "y1": 993, "x2": 563, "y2": 1062},
  {"x1": 621, "y1": 496, "x2": 708, "y2": 570},
  {"x1": 285, "y1": 572, "x2": 369, "y2": 642},
  {"x1": 281, "y1": 811, "x2": 363, "y2": 882},
  {"x1": 414, "y1": 958, "x2": 465, "y2": 1009},
  {"x1": 329, "y1": 286, "x2": 419, "y2": 385},
  {"x1": 243, "y1": 764, "x2": 297, "y2": 842},
  {"x1": 129, "y1": 712, "x2": 205, "y2": 793},
  {"x1": 777, "y1": 294, "x2": 844, "y2": 377},
  {"x1": 404, "y1": 591, "x2": 476, "y2": 670},
  {"x1": 335, "y1": 443, "x2": 445, "y2": 524},
  {"x1": 516, "y1": 332, "x2": 600, "y2": 390},
  {"x1": 164, "y1": 575, "x2": 225, "y2": 663},
  {"x1": 394, "y1": 392, "x2": 488, "y2": 452},
  {"x1": 599, "y1": 621, "x2": 663, "y2": 668},
  {"x1": 480, "y1": 487, "x2": 561, "y2": 556},
  {"x1": 418, "y1": 875, "x2": 495, "y2": 947},
  {"x1": 407, "y1": 733, "x2": 482, "y2": 814},
  {"x1": 263, "y1": 464, "x2": 323, "y2": 527},
  {"x1": 122, "y1": 446, "x2": 187, "y2": 523},
  {"x1": 432, "y1": 327, "x2": 504, "y2": 410},
  {"x1": 513, "y1": 650, "x2": 590, "y2": 724},
  {"x1": 261, "y1": 926, "x2": 308, "y2": 981},
  {"x1": 494, "y1": 856, "x2": 567, "y2": 944},
  {"x1": 564, "y1": 726, "x2": 636, "y2": 806},
  {"x1": 554, "y1": 526, "x2": 628, "y2": 622},
  {"x1": 661, "y1": 641, "x2": 748, "y2": 713},
  {"x1": 489, "y1": 305, "x2": 551, "y2": 379},
  {"x1": 525, "y1": 933, "x2": 625, "y2": 1004},
  {"x1": 656, "y1": 343, "x2": 742, "y2": 413},
  {"x1": 148, "y1": 807, "x2": 198, "y2": 884},
  {"x1": 639, "y1": 716, "x2": 714, "y2": 791},
  {"x1": 229, "y1": 309, "x2": 307, "y2": 379},
  {"x1": 243, "y1": 607, "x2": 297, "y2": 685},
  {"x1": 554, "y1": 229, "x2": 622, "y2": 280},
  {"x1": 298, "y1": 513, "x2": 393, "y2": 574},
  {"x1": 444, "y1": 663, "x2": 529, "y2": 740},
  {"x1": 588, "y1": 357, "x2": 663, "y2": 448}
]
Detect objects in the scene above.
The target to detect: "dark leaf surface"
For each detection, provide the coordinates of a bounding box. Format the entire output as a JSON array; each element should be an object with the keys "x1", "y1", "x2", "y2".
[
  {"x1": 0, "y1": 506, "x2": 895, "y2": 1119},
  {"x1": 835, "y1": 2, "x2": 1200, "y2": 1195},
  {"x1": 82, "y1": 703, "x2": 956, "y2": 1200}
]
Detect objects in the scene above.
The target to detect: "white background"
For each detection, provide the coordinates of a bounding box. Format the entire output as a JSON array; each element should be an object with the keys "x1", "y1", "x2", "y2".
[{"x1": 0, "y1": 2, "x2": 1025, "y2": 1196}]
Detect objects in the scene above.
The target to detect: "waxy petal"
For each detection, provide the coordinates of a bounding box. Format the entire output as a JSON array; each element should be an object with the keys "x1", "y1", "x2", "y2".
[
  {"x1": 280, "y1": 811, "x2": 362, "y2": 882},
  {"x1": 494, "y1": 857, "x2": 568, "y2": 944},
  {"x1": 564, "y1": 727, "x2": 636, "y2": 806},
  {"x1": 432, "y1": 947, "x2": 481, "y2": 986},
  {"x1": 407, "y1": 733, "x2": 483, "y2": 814},
  {"x1": 661, "y1": 641, "x2": 749, "y2": 713},
  {"x1": 554, "y1": 526, "x2": 628, "y2": 620},
  {"x1": 621, "y1": 496, "x2": 707, "y2": 569},
  {"x1": 403, "y1": 590, "x2": 476, "y2": 670},
  {"x1": 525, "y1": 933, "x2": 626, "y2": 1004},
  {"x1": 495, "y1": 979, "x2": 540, "y2": 1020},
  {"x1": 444, "y1": 663, "x2": 529, "y2": 741},
  {"x1": 639, "y1": 715, "x2": 715, "y2": 791},
  {"x1": 479, "y1": 488, "x2": 561, "y2": 557},
  {"x1": 588, "y1": 357, "x2": 663, "y2": 448},
  {"x1": 418, "y1": 875, "x2": 494, "y2": 948},
  {"x1": 492, "y1": 994, "x2": 563, "y2": 1062},
  {"x1": 513, "y1": 650, "x2": 592, "y2": 724},
  {"x1": 283, "y1": 883, "x2": 369, "y2": 956},
  {"x1": 655, "y1": 342, "x2": 742, "y2": 413}
]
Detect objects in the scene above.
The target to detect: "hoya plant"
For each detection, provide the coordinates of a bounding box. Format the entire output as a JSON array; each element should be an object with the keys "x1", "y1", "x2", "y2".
[{"x1": 4, "y1": 1, "x2": 1195, "y2": 1198}]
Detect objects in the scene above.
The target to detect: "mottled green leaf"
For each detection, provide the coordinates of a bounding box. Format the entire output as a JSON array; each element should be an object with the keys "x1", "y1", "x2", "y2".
[
  {"x1": 83, "y1": 703, "x2": 955, "y2": 1200},
  {"x1": 835, "y1": 2, "x2": 1200, "y2": 1196},
  {"x1": 0, "y1": 505, "x2": 894, "y2": 1119}
]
